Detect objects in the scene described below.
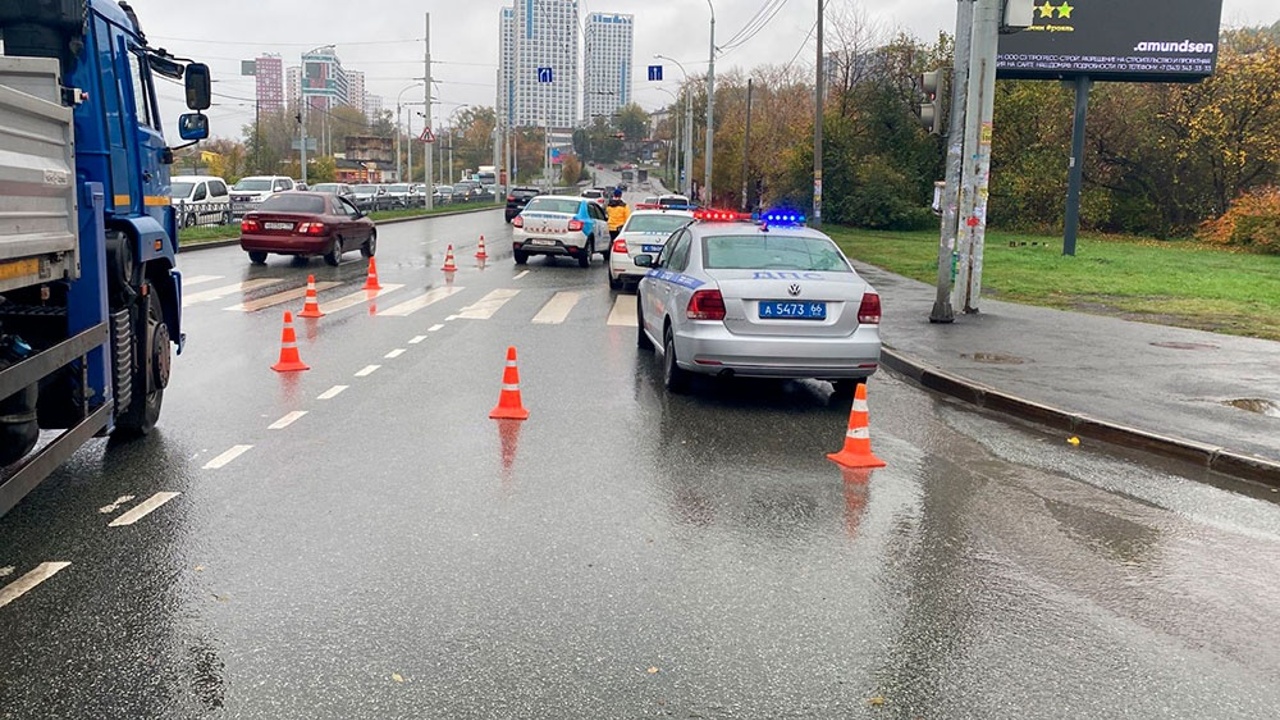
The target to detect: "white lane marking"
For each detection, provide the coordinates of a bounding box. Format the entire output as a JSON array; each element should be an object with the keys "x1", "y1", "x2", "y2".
[
  {"x1": 378, "y1": 285, "x2": 466, "y2": 317},
  {"x1": 428, "y1": 324, "x2": 445, "y2": 332},
  {"x1": 268, "y1": 411, "x2": 308, "y2": 430},
  {"x1": 183, "y1": 275, "x2": 224, "y2": 287},
  {"x1": 385, "y1": 348, "x2": 406, "y2": 359},
  {"x1": 203, "y1": 444, "x2": 253, "y2": 469},
  {"x1": 108, "y1": 492, "x2": 181, "y2": 527},
  {"x1": 513, "y1": 270, "x2": 530, "y2": 280},
  {"x1": 0, "y1": 562, "x2": 71, "y2": 610},
  {"x1": 0, "y1": 567, "x2": 13, "y2": 578},
  {"x1": 183, "y1": 279, "x2": 282, "y2": 307},
  {"x1": 98, "y1": 494, "x2": 136, "y2": 514},
  {"x1": 317, "y1": 385, "x2": 348, "y2": 400},
  {"x1": 355, "y1": 365, "x2": 381, "y2": 377},
  {"x1": 409, "y1": 335, "x2": 428, "y2": 344},
  {"x1": 319, "y1": 283, "x2": 405, "y2": 314},
  {"x1": 532, "y1": 291, "x2": 581, "y2": 324},
  {"x1": 607, "y1": 294, "x2": 638, "y2": 327},
  {"x1": 455, "y1": 289, "x2": 520, "y2": 320},
  {"x1": 223, "y1": 281, "x2": 341, "y2": 312}
]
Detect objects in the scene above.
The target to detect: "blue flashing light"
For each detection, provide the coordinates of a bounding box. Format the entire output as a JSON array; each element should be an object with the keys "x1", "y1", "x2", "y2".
[{"x1": 761, "y1": 209, "x2": 806, "y2": 226}]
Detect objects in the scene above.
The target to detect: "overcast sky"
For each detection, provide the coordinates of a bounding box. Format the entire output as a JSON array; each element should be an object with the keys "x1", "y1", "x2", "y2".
[{"x1": 126, "y1": 0, "x2": 1278, "y2": 141}]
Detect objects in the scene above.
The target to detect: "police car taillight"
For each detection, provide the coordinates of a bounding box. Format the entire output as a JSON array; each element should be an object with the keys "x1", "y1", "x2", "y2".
[
  {"x1": 612, "y1": 238, "x2": 628, "y2": 254},
  {"x1": 858, "y1": 292, "x2": 881, "y2": 324},
  {"x1": 687, "y1": 289, "x2": 726, "y2": 321},
  {"x1": 512, "y1": 215, "x2": 524, "y2": 228}
]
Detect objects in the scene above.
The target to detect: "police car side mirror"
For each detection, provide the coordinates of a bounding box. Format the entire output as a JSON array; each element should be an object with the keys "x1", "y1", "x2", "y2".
[{"x1": 634, "y1": 254, "x2": 654, "y2": 268}]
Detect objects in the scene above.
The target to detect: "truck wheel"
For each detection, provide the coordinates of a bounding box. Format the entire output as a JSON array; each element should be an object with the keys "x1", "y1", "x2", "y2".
[
  {"x1": 116, "y1": 291, "x2": 167, "y2": 437},
  {"x1": 324, "y1": 238, "x2": 344, "y2": 266},
  {"x1": 248, "y1": 251, "x2": 268, "y2": 265}
]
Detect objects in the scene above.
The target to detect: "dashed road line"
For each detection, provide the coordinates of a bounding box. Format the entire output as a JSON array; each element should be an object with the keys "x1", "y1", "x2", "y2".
[
  {"x1": 203, "y1": 445, "x2": 253, "y2": 470},
  {"x1": 513, "y1": 270, "x2": 530, "y2": 280},
  {"x1": 224, "y1": 281, "x2": 341, "y2": 312},
  {"x1": 355, "y1": 365, "x2": 381, "y2": 377},
  {"x1": 607, "y1": 294, "x2": 638, "y2": 327},
  {"x1": 183, "y1": 275, "x2": 225, "y2": 287},
  {"x1": 268, "y1": 411, "x2": 308, "y2": 430},
  {"x1": 99, "y1": 495, "x2": 136, "y2": 514},
  {"x1": 385, "y1": 348, "x2": 406, "y2": 359},
  {"x1": 428, "y1": 324, "x2": 445, "y2": 332},
  {"x1": 317, "y1": 385, "x2": 348, "y2": 400},
  {"x1": 182, "y1": 279, "x2": 283, "y2": 307},
  {"x1": 532, "y1": 291, "x2": 581, "y2": 324},
  {"x1": 378, "y1": 286, "x2": 465, "y2": 317},
  {"x1": 409, "y1": 335, "x2": 428, "y2": 344},
  {"x1": 320, "y1": 283, "x2": 405, "y2": 314},
  {"x1": 108, "y1": 492, "x2": 181, "y2": 527},
  {"x1": 454, "y1": 288, "x2": 520, "y2": 320},
  {"x1": 0, "y1": 562, "x2": 71, "y2": 610}
]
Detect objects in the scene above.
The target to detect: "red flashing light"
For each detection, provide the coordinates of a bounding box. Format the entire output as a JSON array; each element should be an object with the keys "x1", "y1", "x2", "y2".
[
  {"x1": 687, "y1": 289, "x2": 726, "y2": 321},
  {"x1": 512, "y1": 215, "x2": 524, "y2": 228},
  {"x1": 693, "y1": 209, "x2": 748, "y2": 222},
  {"x1": 612, "y1": 238, "x2": 628, "y2": 254},
  {"x1": 858, "y1": 292, "x2": 881, "y2": 324}
]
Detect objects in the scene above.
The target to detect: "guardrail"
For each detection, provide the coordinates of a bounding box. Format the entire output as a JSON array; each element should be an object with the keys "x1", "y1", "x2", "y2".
[{"x1": 173, "y1": 200, "x2": 234, "y2": 229}]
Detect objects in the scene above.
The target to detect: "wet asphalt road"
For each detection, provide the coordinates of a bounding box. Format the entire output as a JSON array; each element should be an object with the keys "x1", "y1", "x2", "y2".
[{"x1": 2, "y1": 208, "x2": 1280, "y2": 719}]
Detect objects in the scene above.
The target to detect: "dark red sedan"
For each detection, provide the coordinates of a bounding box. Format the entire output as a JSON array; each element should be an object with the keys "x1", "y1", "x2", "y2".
[{"x1": 239, "y1": 191, "x2": 376, "y2": 266}]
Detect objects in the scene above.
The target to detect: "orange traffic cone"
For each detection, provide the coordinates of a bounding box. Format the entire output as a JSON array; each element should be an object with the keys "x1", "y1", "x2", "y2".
[
  {"x1": 489, "y1": 346, "x2": 529, "y2": 420},
  {"x1": 475, "y1": 235, "x2": 488, "y2": 260},
  {"x1": 442, "y1": 244, "x2": 459, "y2": 273},
  {"x1": 827, "y1": 383, "x2": 885, "y2": 468},
  {"x1": 270, "y1": 311, "x2": 310, "y2": 372},
  {"x1": 362, "y1": 257, "x2": 382, "y2": 291},
  {"x1": 298, "y1": 274, "x2": 324, "y2": 318}
]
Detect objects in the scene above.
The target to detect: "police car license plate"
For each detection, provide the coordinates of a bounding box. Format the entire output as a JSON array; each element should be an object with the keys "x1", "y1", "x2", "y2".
[
  {"x1": 759, "y1": 301, "x2": 826, "y2": 320},
  {"x1": 641, "y1": 244, "x2": 664, "y2": 253}
]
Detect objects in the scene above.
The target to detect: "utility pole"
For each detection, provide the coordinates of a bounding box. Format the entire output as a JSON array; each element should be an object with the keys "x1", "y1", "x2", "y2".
[
  {"x1": 395, "y1": 104, "x2": 402, "y2": 181},
  {"x1": 703, "y1": 0, "x2": 716, "y2": 205},
  {"x1": 299, "y1": 96, "x2": 308, "y2": 184},
  {"x1": 741, "y1": 78, "x2": 753, "y2": 212},
  {"x1": 407, "y1": 110, "x2": 413, "y2": 187},
  {"x1": 952, "y1": 0, "x2": 999, "y2": 313},
  {"x1": 1062, "y1": 75, "x2": 1091, "y2": 256},
  {"x1": 930, "y1": 0, "x2": 973, "y2": 324},
  {"x1": 813, "y1": 0, "x2": 824, "y2": 227},
  {"x1": 424, "y1": 13, "x2": 434, "y2": 210}
]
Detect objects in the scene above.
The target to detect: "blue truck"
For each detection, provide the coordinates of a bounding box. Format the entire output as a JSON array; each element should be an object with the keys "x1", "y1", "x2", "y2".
[{"x1": 0, "y1": 1, "x2": 210, "y2": 515}]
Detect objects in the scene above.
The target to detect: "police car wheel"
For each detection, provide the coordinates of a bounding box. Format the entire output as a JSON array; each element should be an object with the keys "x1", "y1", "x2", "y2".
[
  {"x1": 636, "y1": 297, "x2": 654, "y2": 350},
  {"x1": 663, "y1": 326, "x2": 688, "y2": 393}
]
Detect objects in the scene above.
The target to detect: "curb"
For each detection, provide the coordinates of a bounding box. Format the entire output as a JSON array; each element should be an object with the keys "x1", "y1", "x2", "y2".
[
  {"x1": 177, "y1": 204, "x2": 501, "y2": 253},
  {"x1": 880, "y1": 346, "x2": 1280, "y2": 489}
]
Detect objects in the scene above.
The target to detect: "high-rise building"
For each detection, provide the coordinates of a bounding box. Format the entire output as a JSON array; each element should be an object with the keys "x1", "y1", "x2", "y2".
[
  {"x1": 364, "y1": 94, "x2": 384, "y2": 122},
  {"x1": 346, "y1": 70, "x2": 367, "y2": 117},
  {"x1": 286, "y1": 65, "x2": 301, "y2": 107},
  {"x1": 501, "y1": 0, "x2": 579, "y2": 128},
  {"x1": 300, "y1": 45, "x2": 349, "y2": 111},
  {"x1": 497, "y1": 6, "x2": 516, "y2": 126},
  {"x1": 583, "y1": 13, "x2": 632, "y2": 124},
  {"x1": 253, "y1": 54, "x2": 284, "y2": 112}
]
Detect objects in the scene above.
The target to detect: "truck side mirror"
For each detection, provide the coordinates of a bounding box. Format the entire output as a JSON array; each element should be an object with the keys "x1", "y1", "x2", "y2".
[
  {"x1": 178, "y1": 113, "x2": 209, "y2": 141},
  {"x1": 184, "y1": 63, "x2": 211, "y2": 110}
]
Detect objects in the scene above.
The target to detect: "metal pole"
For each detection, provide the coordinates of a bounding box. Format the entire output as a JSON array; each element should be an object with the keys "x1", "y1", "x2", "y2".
[
  {"x1": 300, "y1": 96, "x2": 308, "y2": 184},
  {"x1": 684, "y1": 89, "x2": 693, "y2": 197},
  {"x1": 396, "y1": 103, "x2": 402, "y2": 181},
  {"x1": 1062, "y1": 75, "x2": 1091, "y2": 256},
  {"x1": 813, "y1": 0, "x2": 824, "y2": 227},
  {"x1": 952, "y1": 0, "x2": 999, "y2": 313},
  {"x1": 930, "y1": 0, "x2": 973, "y2": 324},
  {"x1": 406, "y1": 110, "x2": 412, "y2": 189},
  {"x1": 704, "y1": 0, "x2": 716, "y2": 205},
  {"x1": 424, "y1": 13, "x2": 434, "y2": 210},
  {"x1": 741, "y1": 77, "x2": 753, "y2": 212}
]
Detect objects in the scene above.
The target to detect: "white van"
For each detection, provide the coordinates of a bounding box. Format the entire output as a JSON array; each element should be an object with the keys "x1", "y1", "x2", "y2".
[
  {"x1": 230, "y1": 175, "x2": 297, "y2": 218},
  {"x1": 171, "y1": 175, "x2": 231, "y2": 227}
]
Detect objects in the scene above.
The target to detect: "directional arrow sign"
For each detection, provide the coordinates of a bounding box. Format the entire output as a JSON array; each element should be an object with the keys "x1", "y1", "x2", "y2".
[
  {"x1": 537, "y1": 67, "x2": 553, "y2": 83},
  {"x1": 648, "y1": 65, "x2": 663, "y2": 82}
]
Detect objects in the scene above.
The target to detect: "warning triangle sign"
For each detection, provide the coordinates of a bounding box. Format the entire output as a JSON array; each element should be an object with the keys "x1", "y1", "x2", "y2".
[{"x1": 418, "y1": 127, "x2": 436, "y2": 143}]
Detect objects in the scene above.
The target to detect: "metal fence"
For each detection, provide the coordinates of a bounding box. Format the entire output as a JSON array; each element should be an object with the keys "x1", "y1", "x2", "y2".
[{"x1": 174, "y1": 200, "x2": 235, "y2": 229}]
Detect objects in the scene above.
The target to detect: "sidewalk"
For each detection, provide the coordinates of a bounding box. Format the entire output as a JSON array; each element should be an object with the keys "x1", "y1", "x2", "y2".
[{"x1": 854, "y1": 262, "x2": 1280, "y2": 486}]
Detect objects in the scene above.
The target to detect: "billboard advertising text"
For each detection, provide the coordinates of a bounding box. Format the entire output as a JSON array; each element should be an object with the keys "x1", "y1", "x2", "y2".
[{"x1": 997, "y1": 0, "x2": 1224, "y2": 82}]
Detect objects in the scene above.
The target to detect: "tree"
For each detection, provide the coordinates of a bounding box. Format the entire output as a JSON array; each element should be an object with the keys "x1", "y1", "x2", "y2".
[
  {"x1": 560, "y1": 154, "x2": 582, "y2": 186},
  {"x1": 615, "y1": 103, "x2": 649, "y2": 143}
]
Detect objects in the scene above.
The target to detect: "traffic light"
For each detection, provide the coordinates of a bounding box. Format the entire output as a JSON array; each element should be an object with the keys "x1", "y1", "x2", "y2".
[{"x1": 919, "y1": 69, "x2": 949, "y2": 135}]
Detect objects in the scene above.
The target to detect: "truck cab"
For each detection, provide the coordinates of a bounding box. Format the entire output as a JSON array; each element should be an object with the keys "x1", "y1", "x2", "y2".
[{"x1": 0, "y1": 1, "x2": 210, "y2": 513}]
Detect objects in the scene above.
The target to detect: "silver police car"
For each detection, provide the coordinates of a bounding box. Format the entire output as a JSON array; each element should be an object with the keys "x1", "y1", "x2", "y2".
[{"x1": 635, "y1": 210, "x2": 881, "y2": 394}]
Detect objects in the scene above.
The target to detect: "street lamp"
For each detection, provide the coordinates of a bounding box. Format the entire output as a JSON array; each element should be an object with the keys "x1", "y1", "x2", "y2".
[
  {"x1": 655, "y1": 88, "x2": 680, "y2": 194},
  {"x1": 655, "y1": 54, "x2": 694, "y2": 198},
  {"x1": 704, "y1": 0, "x2": 716, "y2": 206},
  {"x1": 396, "y1": 82, "x2": 423, "y2": 181}
]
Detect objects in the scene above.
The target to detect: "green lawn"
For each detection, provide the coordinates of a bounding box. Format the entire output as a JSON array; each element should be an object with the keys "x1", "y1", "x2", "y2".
[
  {"x1": 826, "y1": 227, "x2": 1280, "y2": 341},
  {"x1": 176, "y1": 201, "x2": 501, "y2": 248}
]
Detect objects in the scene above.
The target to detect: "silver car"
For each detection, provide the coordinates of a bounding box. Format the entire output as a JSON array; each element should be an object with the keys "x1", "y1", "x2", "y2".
[{"x1": 635, "y1": 213, "x2": 881, "y2": 394}]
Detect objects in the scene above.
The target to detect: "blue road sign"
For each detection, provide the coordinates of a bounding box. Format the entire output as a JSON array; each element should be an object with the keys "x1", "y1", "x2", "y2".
[
  {"x1": 537, "y1": 67, "x2": 553, "y2": 83},
  {"x1": 648, "y1": 65, "x2": 663, "y2": 82}
]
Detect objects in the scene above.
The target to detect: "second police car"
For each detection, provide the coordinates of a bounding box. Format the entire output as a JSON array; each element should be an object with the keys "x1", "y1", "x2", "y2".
[
  {"x1": 635, "y1": 209, "x2": 882, "y2": 395},
  {"x1": 607, "y1": 208, "x2": 695, "y2": 290},
  {"x1": 511, "y1": 195, "x2": 611, "y2": 267}
]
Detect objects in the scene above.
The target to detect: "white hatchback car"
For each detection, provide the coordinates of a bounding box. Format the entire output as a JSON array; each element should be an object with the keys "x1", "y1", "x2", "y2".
[
  {"x1": 511, "y1": 195, "x2": 610, "y2": 267},
  {"x1": 607, "y1": 209, "x2": 694, "y2": 290}
]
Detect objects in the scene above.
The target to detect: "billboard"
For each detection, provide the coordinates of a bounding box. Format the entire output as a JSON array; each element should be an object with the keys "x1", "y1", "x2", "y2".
[{"x1": 997, "y1": 0, "x2": 1224, "y2": 82}]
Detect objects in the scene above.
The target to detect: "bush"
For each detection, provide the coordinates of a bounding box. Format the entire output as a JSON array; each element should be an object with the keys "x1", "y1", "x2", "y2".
[{"x1": 1198, "y1": 186, "x2": 1280, "y2": 254}]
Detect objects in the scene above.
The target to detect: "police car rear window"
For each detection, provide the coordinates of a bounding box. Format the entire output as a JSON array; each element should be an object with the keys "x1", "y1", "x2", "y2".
[
  {"x1": 524, "y1": 198, "x2": 580, "y2": 214},
  {"x1": 702, "y1": 235, "x2": 850, "y2": 273},
  {"x1": 626, "y1": 215, "x2": 692, "y2": 234}
]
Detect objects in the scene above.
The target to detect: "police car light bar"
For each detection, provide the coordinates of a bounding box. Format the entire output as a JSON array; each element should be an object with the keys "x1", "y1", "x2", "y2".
[
  {"x1": 761, "y1": 209, "x2": 807, "y2": 226},
  {"x1": 693, "y1": 209, "x2": 750, "y2": 222}
]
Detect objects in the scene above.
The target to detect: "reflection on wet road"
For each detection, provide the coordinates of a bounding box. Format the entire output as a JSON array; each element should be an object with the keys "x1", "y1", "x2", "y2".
[{"x1": 1, "y1": 210, "x2": 1278, "y2": 718}]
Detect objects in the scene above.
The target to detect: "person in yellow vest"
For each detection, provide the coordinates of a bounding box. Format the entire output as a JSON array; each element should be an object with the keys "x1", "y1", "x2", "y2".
[{"x1": 606, "y1": 188, "x2": 631, "y2": 242}]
